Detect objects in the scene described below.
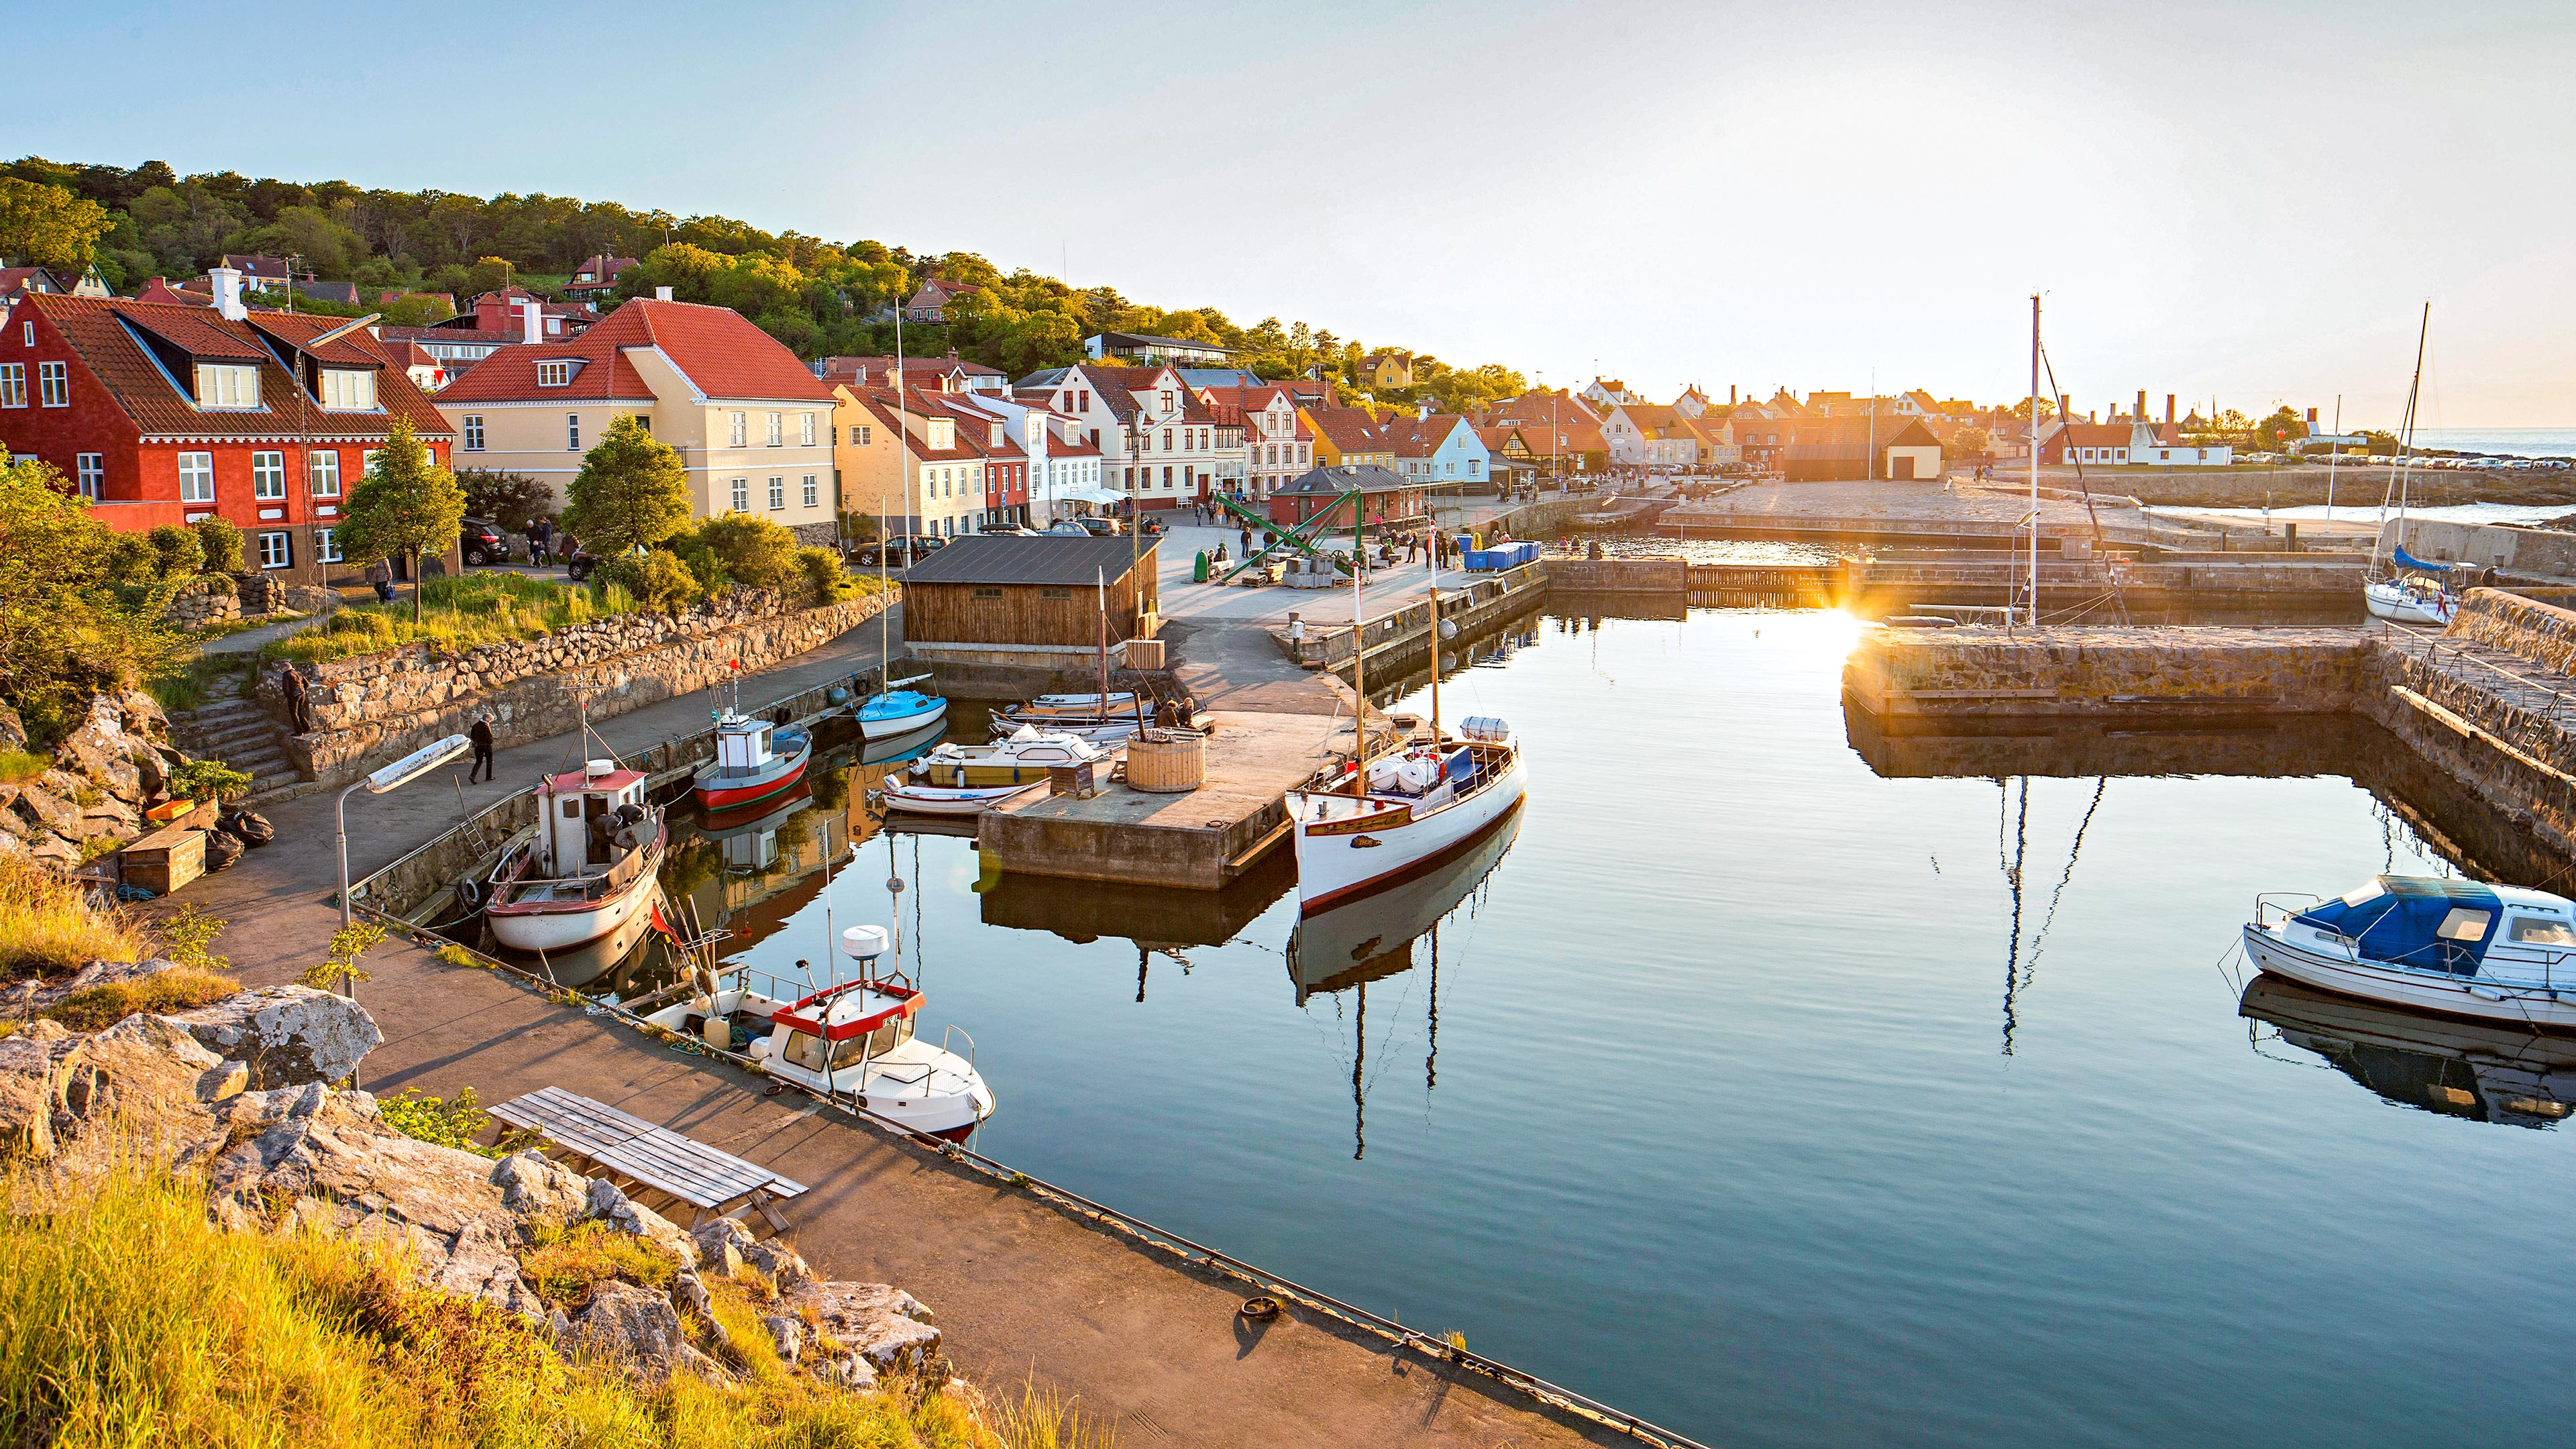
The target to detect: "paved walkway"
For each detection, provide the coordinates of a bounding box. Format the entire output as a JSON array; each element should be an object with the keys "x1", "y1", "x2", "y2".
[{"x1": 169, "y1": 602, "x2": 1625, "y2": 1449}]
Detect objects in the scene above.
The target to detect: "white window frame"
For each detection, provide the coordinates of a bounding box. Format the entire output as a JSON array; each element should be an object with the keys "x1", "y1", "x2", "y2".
[
  {"x1": 462, "y1": 415, "x2": 484, "y2": 451},
  {"x1": 767, "y1": 476, "x2": 785, "y2": 510},
  {"x1": 858, "y1": 425, "x2": 871, "y2": 446},
  {"x1": 767, "y1": 412, "x2": 783, "y2": 447},
  {"x1": 75, "y1": 453, "x2": 102, "y2": 498},
  {"x1": 360, "y1": 449, "x2": 379, "y2": 478},
  {"x1": 0, "y1": 363, "x2": 24, "y2": 408},
  {"x1": 802, "y1": 474, "x2": 818, "y2": 508},
  {"x1": 729, "y1": 412, "x2": 747, "y2": 447},
  {"x1": 308, "y1": 449, "x2": 341, "y2": 497},
  {"x1": 801, "y1": 413, "x2": 816, "y2": 447},
  {"x1": 252, "y1": 451, "x2": 287, "y2": 500},
  {"x1": 178, "y1": 451, "x2": 215, "y2": 503},
  {"x1": 567, "y1": 413, "x2": 580, "y2": 450},
  {"x1": 731, "y1": 478, "x2": 749, "y2": 512},
  {"x1": 258, "y1": 531, "x2": 291, "y2": 569},
  {"x1": 37, "y1": 360, "x2": 68, "y2": 407},
  {"x1": 315, "y1": 527, "x2": 343, "y2": 564},
  {"x1": 536, "y1": 360, "x2": 571, "y2": 387},
  {"x1": 195, "y1": 363, "x2": 260, "y2": 409},
  {"x1": 318, "y1": 368, "x2": 374, "y2": 410}
]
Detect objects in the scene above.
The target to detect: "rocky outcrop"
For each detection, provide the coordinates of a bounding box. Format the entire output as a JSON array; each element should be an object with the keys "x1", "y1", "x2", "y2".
[
  {"x1": 166, "y1": 985, "x2": 382, "y2": 1088},
  {"x1": 0, "y1": 982, "x2": 947, "y2": 1396},
  {"x1": 268, "y1": 586, "x2": 896, "y2": 788},
  {"x1": 0, "y1": 690, "x2": 192, "y2": 868}
]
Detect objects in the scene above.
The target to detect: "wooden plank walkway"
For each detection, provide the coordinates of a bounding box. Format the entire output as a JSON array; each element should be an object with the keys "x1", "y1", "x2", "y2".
[{"x1": 491, "y1": 1084, "x2": 808, "y2": 1230}]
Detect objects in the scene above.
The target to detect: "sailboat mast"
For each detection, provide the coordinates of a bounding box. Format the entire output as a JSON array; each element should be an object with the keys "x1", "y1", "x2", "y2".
[
  {"x1": 1351, "y1": 499, "x2": 1366, "y2": 780},
  {"x1": 1097, "y1": 566, "x2": 1108, "y2": 718},
  {"x1": 2027, "y1": 294, "x2": 2041, "y2": 629},
  {"x1": 2396, "y1": 302, "x2": 2429, "y2": 551},
  {"x1": 1428, "y1": 523, "x2": 1442, "y2": 741}
]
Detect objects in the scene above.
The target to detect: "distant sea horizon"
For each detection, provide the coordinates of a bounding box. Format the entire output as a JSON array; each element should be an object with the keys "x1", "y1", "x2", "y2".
[{"x1": 2406, "y1": 427, "x2": 2576, "y2": 458}]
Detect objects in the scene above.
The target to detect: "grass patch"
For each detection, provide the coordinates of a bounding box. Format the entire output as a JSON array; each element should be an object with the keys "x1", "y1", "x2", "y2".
[
  {"x1": 0, "y1": 855, "x2": 150, "y2": 977},
  {"x1": 261, "y1": 572, "x2": 642, "y2": 667},
  {"x1": 519, "y1": 1218, "x2": 681, "y2": 1311},
  {"x1": 38, "y1": 965, "x2": 239, "y2": 1030},
  {"x1": 0, "y1": 1161, "x2": 1067, "y2": 1448},
  {"x1": 0, "y1": 749, "x2": 46, "y2": 783},
  {"x1": 148, "y1": 653, "x2": 256, "y2": 716},
  {"x1": 433, "y1": 943, "x2": 487, "y2": 969},
  {"x1": 378, "y1": 1087, "x2": 502, "y2": 1158}
]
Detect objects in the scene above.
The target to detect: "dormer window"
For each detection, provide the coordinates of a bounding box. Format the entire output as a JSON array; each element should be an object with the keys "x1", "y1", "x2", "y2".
[
  {"x1": 195, "y1": 363, "x2": 260, "y2": 409},
  {"x1": 317, "y1": 368, "x2": 374, "y2": 411},
  {"x1": 990, "y1": 424, "x2": 1003, "y2": 446},
  {"x1": 536, "y1": 360, "x2": 572, "y2": 387},
  {"x1": 927, "y1": 419, "x2": 954, "y2": 449}
]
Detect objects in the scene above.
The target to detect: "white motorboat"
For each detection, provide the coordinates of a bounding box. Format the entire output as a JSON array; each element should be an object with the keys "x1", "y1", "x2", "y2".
[
  {"x1": 643, "y1": 924, "x2": 992, "y2": 1140},
  {"x1": 877, "y1": 775, "x2": 1044, "y2": 816},
  {"x1": 486, "y1": 759, "x2": 667, "y2": 952},
  {"x1": 915, "y1": 726, "x2": 1114, "y2": 788},
  {"x1": 2239, "y1": 973, "x2": 2576, "y2": 1126},
  {"x1": 692, "y1": 705, "x2": 811, "y2": 810},
  {"x1": 987, "y1": 713, "x2": 1142, "y2": 747},
  {"x1": 2243, "y1": 875, "x2": 2576, "y2": 1028},
  {"x1": 1010, "y1": 690, "x2": 1140, "y2": 720},
  {"x1": 1289, "y1": 799, "x2": 1521, "y2": 1003},
  {"x1": 1287, "y1": 520, "x2": 1527, "y2": 913}
]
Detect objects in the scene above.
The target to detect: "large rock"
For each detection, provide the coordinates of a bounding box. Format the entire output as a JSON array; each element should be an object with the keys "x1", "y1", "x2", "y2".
[
  {"x1": 796, "y1": 1281, "x2": 941, "y2": 1379},
  {"x1": 0, "y1": 957, "x2": 189, "y2": 1019},
  {"x1": 566, "y1": 1279, "x2": 724, "y2": 1383},
  {"x1": 0, "y1": 1010, "x2": 240, "y2": 1164},
  {"x1": 50, "y1": 694, "x2": 148, "y2": 804},
  {"x1": 166, "y1": 985, "x2": 382, "y2": 1087},
  {"x1": 585, "y1": 1178, "x2": 698, "y2": 1267},
  {"x1": 692, "y1": 1216, "x2": 810, "y2": 1290},
  {"x1": 490, "y1": 1148, "x2": 589, "y2": 1222}
]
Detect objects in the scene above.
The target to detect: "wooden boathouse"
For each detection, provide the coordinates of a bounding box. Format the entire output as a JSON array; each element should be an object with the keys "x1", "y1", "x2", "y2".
[{"x1": 897, "y1": 535, "x2": 1161, "y2": 680}]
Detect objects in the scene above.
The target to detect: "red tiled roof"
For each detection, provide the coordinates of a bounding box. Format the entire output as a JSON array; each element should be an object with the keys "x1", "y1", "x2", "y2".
[
  {"x1": 435, "y1": 299, "x2": 829, "y2": 405},
  {"x1": 30, "y1": 293, "x2": 451, "y2": 441}
]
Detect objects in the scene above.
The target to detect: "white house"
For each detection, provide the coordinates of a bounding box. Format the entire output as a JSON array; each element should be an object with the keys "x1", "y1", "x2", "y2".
[
  {"x1": 948, "y1": 393, "x2": 1111, "y2": 525},
  {"x1": 1582, "y1": 376, "x2": 1641, "y2": 409},
  {"x1": 1603, "y1": 404, "x2": 1699, "y2": 468},
  {"x1": 1016, "y1": 362, "x2": 1237, "y2": 511}
]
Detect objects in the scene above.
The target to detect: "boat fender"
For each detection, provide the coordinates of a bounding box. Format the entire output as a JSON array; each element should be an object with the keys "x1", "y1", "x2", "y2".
[{"x1": 455, "y1": 875, "x2": 483, "y2": 910}]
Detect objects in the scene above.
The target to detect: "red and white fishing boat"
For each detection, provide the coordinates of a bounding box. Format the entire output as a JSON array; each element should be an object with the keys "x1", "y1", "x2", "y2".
[
  {"x1": 1287, "y1": 524, "x2": 1528, "y2": 913},
  {"x1": 486, "y1": 759, "x2": 667, "y2": 952},
  {"x1": 692, "y1": 708, "x2": 812, "y2": 811}
]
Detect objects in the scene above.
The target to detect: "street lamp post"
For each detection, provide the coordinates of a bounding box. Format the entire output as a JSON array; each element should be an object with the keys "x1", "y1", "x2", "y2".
[{"x1": 337, "y1": 733, "x2": 475, "y2": 929}]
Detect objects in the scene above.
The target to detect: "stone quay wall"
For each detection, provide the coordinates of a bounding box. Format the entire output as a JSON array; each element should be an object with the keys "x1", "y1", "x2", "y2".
[
  {"x1": 1842, "y1": 626, "x2": 2375, "y2": 720},
  {"x1": 266, "y1": 588, "x2": 897, "y2": 788}
]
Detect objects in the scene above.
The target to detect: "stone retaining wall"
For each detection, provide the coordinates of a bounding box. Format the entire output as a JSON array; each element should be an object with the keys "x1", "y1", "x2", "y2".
[
  {"x1": 2443, "y1": 588, "x2": 2576, "y2": 675},
  {"x1": 268, "y1": 588, "x2": 897, "y2": 788},
  {"x1": 1842, "y1": 626, "x2": 2374, "y2": 719},
  {"x1": 1544, "y1": 559, "x2": 1687, "y2": 592}
]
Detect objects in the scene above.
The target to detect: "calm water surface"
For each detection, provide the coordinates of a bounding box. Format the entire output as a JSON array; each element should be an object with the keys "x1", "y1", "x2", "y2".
[{"x1": 603, "y1": 608, "x2": 2576, "y2": 1447}]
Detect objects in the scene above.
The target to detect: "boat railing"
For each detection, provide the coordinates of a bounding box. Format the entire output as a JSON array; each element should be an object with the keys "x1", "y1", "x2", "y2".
[
  {"x1": 2254, "y1": 892, "x2": 2323, "y2": 928},
  {"x1": 938, "y1": 1023, "x2": 976, "y2": 1072}
]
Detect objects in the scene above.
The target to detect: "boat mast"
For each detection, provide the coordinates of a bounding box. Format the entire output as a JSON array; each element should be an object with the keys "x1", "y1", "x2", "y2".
[
  {"x1": 1097, "y1": 565, "x2": 1108, "y2": 719},
  {"x1": 2396, "y1": 301, "x2": 2429, "y2": 561},
  {"x1": 2027, "y1": 293, "x2": 2041, "y2": 629},
  {"x1": 1351, "y1": 497, "x2": 1367, "y2": 783},
  {"x1": 1428, "y1": 517, "x2": 1442, "y2": 741}
]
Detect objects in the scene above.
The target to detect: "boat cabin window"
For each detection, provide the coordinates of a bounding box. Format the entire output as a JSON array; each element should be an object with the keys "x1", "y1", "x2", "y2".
[
  {"x1": 2510, "y1": 916, "x2": 2576, "y2": 946},
  {"x1": 2340, "y1": 879, "x2": 2387, "y2": 908},
  {"x1": 827, "y1": 1015, "x2": 912, "y2": 1067},
  {"x1": 2436, "y1": 908, "x2": 2492, "y2": 941},
  {"x1": 781, "y1": 1030, "x2": 828, "y2": 1071}
]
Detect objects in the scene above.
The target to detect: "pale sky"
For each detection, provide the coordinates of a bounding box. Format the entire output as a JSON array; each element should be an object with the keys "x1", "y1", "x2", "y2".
[{"x1": 21, "y1": 1, "x2": 2573, "y2": 426}]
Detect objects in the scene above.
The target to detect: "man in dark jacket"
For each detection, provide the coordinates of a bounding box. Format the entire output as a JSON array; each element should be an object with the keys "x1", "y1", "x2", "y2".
[
  {"x1": 468, "y1": 714, "x2": 496, "y2": 783},
  {"x1": 280, "y1": 667, "x2": 311, "y2": 734}
]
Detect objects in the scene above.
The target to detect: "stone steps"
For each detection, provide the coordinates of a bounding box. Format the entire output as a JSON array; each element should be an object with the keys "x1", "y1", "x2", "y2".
[{"x1": 170, "y1": 689, "x2": 308, "y2": 795}]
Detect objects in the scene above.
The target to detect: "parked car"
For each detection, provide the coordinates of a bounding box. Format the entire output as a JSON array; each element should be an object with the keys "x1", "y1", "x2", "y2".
[
  {"x1": 459, "y1": 517, "x2": 511, "y2": 567},
  {"x1": 848, "y1": 535, "x2": 947, "y2": 568},
  {"x1": 562, "y1": 550, "x2": 604, "y2": 583},
  {"x1": 1042, "y1": 521, "x2": 1091, "y2": 536},
  {"x1": 1073, "y1": 516, "x2": 1124, "y2": 537},
  {"x1": 976, "y1": 523, "x2": 1042, "y2": 536}
]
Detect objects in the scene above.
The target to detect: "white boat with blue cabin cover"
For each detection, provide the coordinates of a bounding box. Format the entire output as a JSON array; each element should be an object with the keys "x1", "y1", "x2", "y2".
[{"x1": 2244, "y1": 875, "x2": 2576, "y2": 1027}]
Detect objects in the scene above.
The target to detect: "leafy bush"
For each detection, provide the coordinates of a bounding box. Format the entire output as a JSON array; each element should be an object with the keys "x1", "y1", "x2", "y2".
[
  {"x1": 168, "y1": 758, "x2": 253, "y2": 802},
  {"x1": 40, "y1": 965, "x2": 239, "y2": 1030},
  {"x1": 193, "y1": 516, "x2": 246, "y2": 573},
  {"x1": 796, "y1": 545, "x2": 849, "y2": 604},
  {"x1": 158, "y1": 902, "x2": 229, "y2": 971},
  {"x1": 597, "y1": 548, "x2": 702, "y2": 616},
  {"x1": 146, "y1": 523, "x2": 205, "y2": 578},
  {"x1": 105, "y1": 533, "x2": 158, "y2": 585},
  {"x1": 378, "y1": 1087, "x2": 502, "y2": 1157},
  {"x1": 694, "y1": 513, "x2": 799, "y2": 590}
]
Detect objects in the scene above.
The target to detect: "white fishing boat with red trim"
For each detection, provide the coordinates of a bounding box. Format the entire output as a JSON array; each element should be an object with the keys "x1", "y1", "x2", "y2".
[
  {"x1": 643, "y1": 924, "x2": 993, "y2": 1140},
  {"x1": 1286, "y1": 519, "x2": 1529, "y2": 913},
  {"x1": 691, "y1": 707, "x2": 812, "y2": 811},
  {"x1": 486, "y1": 758, "x2": 667, "y2": 953}
]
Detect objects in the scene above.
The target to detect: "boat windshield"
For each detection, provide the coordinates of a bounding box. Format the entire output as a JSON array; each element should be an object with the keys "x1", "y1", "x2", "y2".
[
  {"x1": 2510, "y1": 916, "x2": 2576, "y2": 946},
  {"x1": 828, "y1": 1014, "x2": 913, "y2": 1067}
]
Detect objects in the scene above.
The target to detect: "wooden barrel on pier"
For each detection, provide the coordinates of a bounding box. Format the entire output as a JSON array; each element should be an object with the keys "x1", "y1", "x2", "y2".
[{"x1": 1125, "y1": 731, "x2": 1206, "y2": 793}]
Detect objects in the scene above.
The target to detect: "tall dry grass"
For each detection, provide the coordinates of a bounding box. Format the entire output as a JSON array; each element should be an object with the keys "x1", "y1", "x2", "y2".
[{"x1": 0, "y1": 855, "x2": 149, "y2": 978}]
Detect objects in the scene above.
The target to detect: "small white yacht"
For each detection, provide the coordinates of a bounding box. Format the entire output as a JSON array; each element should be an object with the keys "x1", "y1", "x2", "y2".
[
  {"x1": 913, "y1": 726, "x2": 1114, "y2": 788},
  {"x1": 2244, "y1": 875, "x2": 2576, "y2": 1027},
  {"x1": 645, "y1": 924, "x2": 993, "y2": 1140}
]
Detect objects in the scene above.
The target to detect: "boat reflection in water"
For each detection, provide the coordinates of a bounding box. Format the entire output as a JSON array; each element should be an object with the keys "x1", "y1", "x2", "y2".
[
  {"x1": 2240, "y1": 973, "x2": 2576, "y2": 1128},
  {"x1": 1287, "y1": 802, "x2": 1522, "y2": 1159}
]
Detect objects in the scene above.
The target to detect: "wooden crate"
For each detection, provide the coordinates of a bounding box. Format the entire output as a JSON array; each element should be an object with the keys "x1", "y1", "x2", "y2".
[
  {"x1": 121, "y1": 824, "x2": 205, "y2": 896},
  {"x1": 1124, "y1": 637, "x2": 1167, "y2": 670}
]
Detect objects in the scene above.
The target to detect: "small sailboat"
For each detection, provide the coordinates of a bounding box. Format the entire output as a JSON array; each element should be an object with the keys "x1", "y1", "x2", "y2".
[
  {"x1": 858, "y1": 507, "x2": 949, "y2": 738},
  {"x1": 914, "y1": 725, "x2": 1114, "y2": 787},
  {"x1": 692, "y1": 683, "x2": 811, "y2": 811},
  {"x1": 2243, "y1": 874, "x2": 2576, "y2": 1028},
  {"x1": 1287, "y1": 517, "x2": 1528, "y2": 912},
  {"x1": 2363, "y1": 303, "x2": 2461, "y2": 627},
  {"x1": 487, "y1": 757, "x2": 667, "y2": 952}
]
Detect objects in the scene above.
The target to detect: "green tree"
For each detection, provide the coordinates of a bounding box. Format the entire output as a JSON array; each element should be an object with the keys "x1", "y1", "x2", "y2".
[
  {"x1": 1945, "y1": 426, "x2": 1994, "y2": 461},
  {"x1": 455, "y1": 468, "x2": 553, "y2": 533},
  {"x1": 694, "y1": 513, "x2": 798, "y2": 590},
  {"x1": 145, "y1": 524, "x2": 203, "y2": 578},
  {"x1": 563, "y1": 416, "x2": 692, "y2": 555},
  {"x1": 596, "y1": 548, "x2": 700, "y2": 615},
  {"x1": 337, "y1": 417, "x2": 466, "y2": 623},
  {"x1": 0, "y1": 458, "x2": 182, "y2": 739},
  {"x1": 0, "y1": 178, "x2": 111, "y2": 271},
  {"x1": 192, "y1": 517, "x2": 244, "y2": 573}
]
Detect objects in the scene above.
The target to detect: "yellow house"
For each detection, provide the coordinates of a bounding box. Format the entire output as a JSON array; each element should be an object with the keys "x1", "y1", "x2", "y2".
[
  {"x1": 1357, "y1": 352, "x2": 1414, "y2": 389},
  {"x1": 1301, "y1": 406, "x2": 1395, "y2": 470},
  {"x1": 434, "y1": 298, "x2": 841, "y2": 541}
]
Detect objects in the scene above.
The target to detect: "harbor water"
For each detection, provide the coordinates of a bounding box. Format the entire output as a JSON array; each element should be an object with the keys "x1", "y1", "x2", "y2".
[{"x1": 581, "y1": 606, "x2": 2576, "y2": 1447}]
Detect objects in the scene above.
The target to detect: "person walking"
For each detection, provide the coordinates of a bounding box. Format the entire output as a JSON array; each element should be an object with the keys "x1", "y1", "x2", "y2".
[
  {"x1": 467, "y1": 714, "x2": 496, "y2": 783},
  {"x1": 555, "y1": 532, "x2": 579, "y2": 573},
  {"x1": 1240, "y1": 526, "x2": 1253, "y2": 556},
  {"x1": 529, "y1": 517, "x2": 553, "y2": 567},
  {"x1": 281, "y1": 667, "x2": 312, "y2": 735},
  {"x1": 365, "y1": 556, "x2": 394, "y2": 604}
]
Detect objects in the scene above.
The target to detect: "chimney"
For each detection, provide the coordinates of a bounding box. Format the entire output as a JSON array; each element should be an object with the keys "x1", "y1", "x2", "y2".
[
  {"x1": 1729, "y1": 384, "x2": 1737, "y2": 404},
  {"x1": 655, "y1": 285, "x2": 674, "y2": 302},
  {"x1": 520, "y1": 296, "x2": 544, "y2": 344},
  {"x1": 2306, "y1": 407, "x2": 2318, "y2": 425},
  {"x1": 2165, "y1": 394, "x2": 2176, "y2": 425},
  {"x1": 2137, "y1": 389, "x2": 2147, "y2": 421},
  {"x1": 209, "y1": 266, "x2": 246, "y2": 321}
]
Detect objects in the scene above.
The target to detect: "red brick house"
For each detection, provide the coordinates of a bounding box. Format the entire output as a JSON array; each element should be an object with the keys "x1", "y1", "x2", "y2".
[{"x1": 0, "y1": 290, "x2": 455, "y2": 584}]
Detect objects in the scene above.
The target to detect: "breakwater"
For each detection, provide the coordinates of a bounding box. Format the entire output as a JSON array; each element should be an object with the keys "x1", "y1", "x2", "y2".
[{"x1": 1843, "y1": 588, "x2": 2576, "y2": 861}]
